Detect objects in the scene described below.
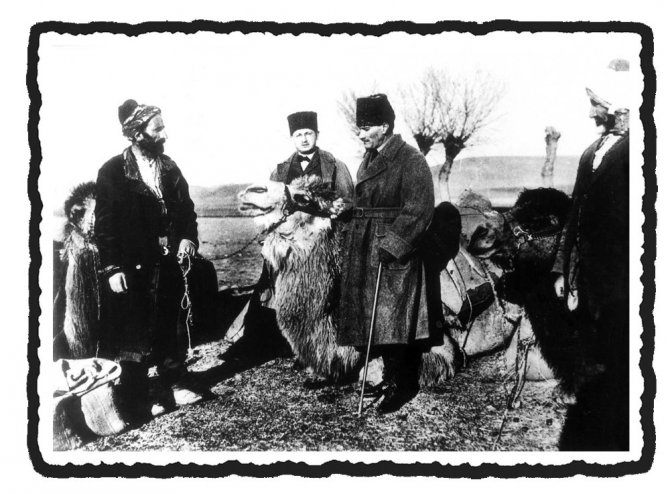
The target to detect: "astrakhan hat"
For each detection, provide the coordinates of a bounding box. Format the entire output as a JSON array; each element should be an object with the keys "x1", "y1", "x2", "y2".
[
  {"x1": 287, "y1": 111, "x2": 318, "y2": 135},
  {"x1": 356, "y1": 93, "x2": 395, "y2": 128}
]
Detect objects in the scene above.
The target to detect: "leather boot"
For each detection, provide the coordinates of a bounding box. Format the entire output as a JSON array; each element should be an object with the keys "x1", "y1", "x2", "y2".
[{"x1": 377, "y1": 346, "x2": 420, "y2": 414}]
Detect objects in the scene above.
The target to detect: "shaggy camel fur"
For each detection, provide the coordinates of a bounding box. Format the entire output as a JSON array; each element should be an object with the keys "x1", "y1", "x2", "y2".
[
  {"x1": 60, "y1": 181, "x2": 100, "y2": 358},
  {"x1": 239, "y1": 176, "x2": 462, "y2": 386}
]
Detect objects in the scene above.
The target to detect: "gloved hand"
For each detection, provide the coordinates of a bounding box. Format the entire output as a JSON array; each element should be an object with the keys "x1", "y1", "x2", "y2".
[
  {"x1": 378, "y1": 248, "x2": 396, "y2": 265},
  {"x1": 108, "y1": 272, "x2": 128, "y2": 293}
]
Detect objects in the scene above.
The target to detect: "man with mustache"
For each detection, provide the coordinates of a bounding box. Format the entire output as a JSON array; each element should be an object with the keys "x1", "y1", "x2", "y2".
[
  {"x1": 94, "y1": 99, "x2": 203, "y2": 418},
  {"x1": 338, "y1": 94, "x2": 438, "y2": 414}
]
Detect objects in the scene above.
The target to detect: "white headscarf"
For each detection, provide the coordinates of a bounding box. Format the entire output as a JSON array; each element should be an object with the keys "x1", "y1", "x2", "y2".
[{"x1": 586, "y1": 58, "x2": 632, "y2": 114}]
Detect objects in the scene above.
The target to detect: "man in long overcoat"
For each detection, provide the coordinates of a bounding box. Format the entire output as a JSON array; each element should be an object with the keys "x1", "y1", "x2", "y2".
[
  {"x1": 338, "y1": 94, "x2": 436, "y2": 414},
  {"x1": 95, "y1": 99, "x2": 203, "y2": 413},
  {"x1": 553, "y1": 60, "x2": 630, "y2": 450}
]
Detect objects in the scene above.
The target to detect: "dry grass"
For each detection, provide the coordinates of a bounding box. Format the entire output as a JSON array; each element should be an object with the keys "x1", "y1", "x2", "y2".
[
  {"x1": 83, "y1": 336, "x2": 565, "y2": 452},
  {"x1": 81, "y1": 217, "x2": 566, "y2": 452}
]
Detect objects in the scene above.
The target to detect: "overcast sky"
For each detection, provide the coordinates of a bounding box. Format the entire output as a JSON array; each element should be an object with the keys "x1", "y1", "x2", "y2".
[{"x1": 37, "y1": 30, "x2": 641, "y2": 207}]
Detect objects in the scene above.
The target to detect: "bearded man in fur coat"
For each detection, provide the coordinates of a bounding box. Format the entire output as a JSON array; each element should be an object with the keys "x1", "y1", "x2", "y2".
[
  {"x1": 95, "y1": 99, "x2": 204, "y2": 414},
  {"x1": 338, "y1": 94, "x2": 438, "y2": 414}
]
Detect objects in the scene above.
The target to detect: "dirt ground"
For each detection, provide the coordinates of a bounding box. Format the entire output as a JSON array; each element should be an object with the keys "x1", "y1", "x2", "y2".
[
  {"x1": 79, "y1": 217, "x2": 567, "y2": 452},
  {"x1": 83, "y1": 335, "x2": 566, "y2": 452}
]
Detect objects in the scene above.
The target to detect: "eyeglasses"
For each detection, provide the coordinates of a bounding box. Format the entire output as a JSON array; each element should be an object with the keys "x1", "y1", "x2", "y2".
[{"x1": 292, "y1": 130, "x2": 316, "y2": 139}]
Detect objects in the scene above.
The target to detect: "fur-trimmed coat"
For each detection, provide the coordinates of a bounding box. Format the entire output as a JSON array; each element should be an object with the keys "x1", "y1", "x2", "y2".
[
  {"x1": 95, "y1": 149, "x2": 198, "y2": 273},
  {"x1": 337, "y1": 134, "x2": 435, "y2": 347},
  {"x1": 270, "y1": 147, "x2": 354, "y2": 201},
  {"x1": 94, "y1": 148, "x2": 198, "y2": 360}
]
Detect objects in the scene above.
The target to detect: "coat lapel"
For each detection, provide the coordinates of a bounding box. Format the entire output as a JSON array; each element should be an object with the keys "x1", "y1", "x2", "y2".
[
  {"x1": 274, "y1": 157, "x2": 293, "y2": 183},
  {"x1": 356, "y1": 135, "x2": 404, "y2": 187},
  {"x1": 123, "y1": 148, "x2": 154, "y2": 198},
  {"x1": 319, "y1": 149, "x2": 335, "y2": 185},
  {"x1": 591, "y1": 134, "x2": 628, "y2": 184}
]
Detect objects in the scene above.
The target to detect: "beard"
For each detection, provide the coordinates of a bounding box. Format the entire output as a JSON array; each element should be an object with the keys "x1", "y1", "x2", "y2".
[{"x1": 137, "y1": 133, "x2": 165, "y2": 156}]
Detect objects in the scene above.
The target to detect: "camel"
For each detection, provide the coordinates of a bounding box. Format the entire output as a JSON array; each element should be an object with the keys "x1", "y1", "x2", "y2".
[
  {"x1": 238, "y1": 176, "x2": 465, "y2": 386},
  {"x1": 56, "y1": 181, "x2": 100, "y2": 359},
  {"x1": 466, "y1": 188, "x2": 634, "y2": 450},
  {"x1": 237, "y1": 176, "x2": 553, "y2": 387},
  {"x1": 467, "y1": 188, "x2": 580, "y2": 392}
]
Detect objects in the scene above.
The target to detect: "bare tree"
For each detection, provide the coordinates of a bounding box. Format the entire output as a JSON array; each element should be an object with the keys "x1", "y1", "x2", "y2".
[
  {"x1": 337, "y1": 85, "x2": 380, "y2": 142},
  {"x1": 401, "y1": 68, "x2": 506, "y2": 189},
  {"x1": 399, "y1": 76, "x2": 441, "y2": 155},
  {"x1": 337, "y1": 89, "x2": 360, "y2": 137}
]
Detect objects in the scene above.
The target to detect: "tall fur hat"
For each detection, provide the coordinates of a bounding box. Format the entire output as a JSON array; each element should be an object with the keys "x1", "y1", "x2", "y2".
[
  {"x1": 356, "y1": 93, "x2": 395, "y2": 128},
  {"x1": 287, "y1": 111, "x2": 318, "y2": 135}
]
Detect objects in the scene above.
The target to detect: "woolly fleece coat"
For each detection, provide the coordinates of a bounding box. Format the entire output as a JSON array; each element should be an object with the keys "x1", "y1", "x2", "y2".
[{"x1": 338, "y1": 134, "x2": 435, "y2": 347}]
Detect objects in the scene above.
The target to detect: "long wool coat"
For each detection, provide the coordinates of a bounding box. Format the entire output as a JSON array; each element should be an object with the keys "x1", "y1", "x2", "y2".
[
  {"x1": 337, "y1": 134, "x2": 436, "y2": 347},
  {"x1": 553, "y1": 133, "x2": 629, "y2": 320},
  {"x1": 270, "y1": 147, "x2": 354, "y2": 201},
  {"x1": 94, "y1": 149, "x2": 198, "y2": 360}
]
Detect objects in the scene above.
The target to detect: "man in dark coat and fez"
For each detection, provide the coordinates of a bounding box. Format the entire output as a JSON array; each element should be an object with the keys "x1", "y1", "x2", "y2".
[
  {"x1": 95, "y1": 99, "x2": 204, "y2": 418},
  {"x1": 271, "y1": 111, "x2": 354, "y2": 200},
  {"x1": 338, "y1": 94, "x2": 437, "y2": 414},
  {"x1": 229, "y1": 111, "x2": 354, "y2": 372},
  {"x1": 552, "y1": 59, "x2": 631, "y2": 450}
]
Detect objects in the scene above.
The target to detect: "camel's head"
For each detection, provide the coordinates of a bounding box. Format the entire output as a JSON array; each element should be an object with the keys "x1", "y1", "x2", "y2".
[
  {"x1": 64, "y1": 181, "x2": 96, "y2": 239},
  {"x1": 239, "y1": 176, "x2": 345, "y2": 229},
  {"x1": 455, "y1": 189, "x2": 505, "y2": 253},
  {"x1": 468, "y1": 188, "x2": 571, "y2": 271},
  {"x1": 238, "y1": 176, "x2": 347, "y2": 268}
]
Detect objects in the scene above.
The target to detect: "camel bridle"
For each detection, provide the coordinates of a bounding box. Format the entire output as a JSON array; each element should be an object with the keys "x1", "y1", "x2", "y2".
[{"x1": 502, "y1": 210, "x2": 563, "y2": 251}]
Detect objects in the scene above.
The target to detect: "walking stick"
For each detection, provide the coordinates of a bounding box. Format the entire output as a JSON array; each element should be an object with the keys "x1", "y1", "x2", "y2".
[{"x1": 358, "y1": 261, "x2": 384, "y2": 416}]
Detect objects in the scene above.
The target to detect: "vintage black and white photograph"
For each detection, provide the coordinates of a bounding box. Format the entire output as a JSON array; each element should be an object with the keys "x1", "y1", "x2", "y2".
[{"x1": 30, "y1": 20, "x2": 652, "y2": 473}]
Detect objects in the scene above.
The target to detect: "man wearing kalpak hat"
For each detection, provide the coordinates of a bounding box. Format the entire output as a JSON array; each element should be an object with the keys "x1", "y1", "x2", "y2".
[
  {"x1": 94, "y1": 99, "x2": 204, "y2": 417},
  {"x1": 228, "y1": 111, "x2": 354, "y2": 370},
  {"x1": 270, "y1": 110, "x2": 354, "y2": 199},
  {"x1": 552, "y1": 59, "x2": 631, "y2": 450},
  {"x1": 337, "y1": 94, "x2": 438, "y2": 414}
]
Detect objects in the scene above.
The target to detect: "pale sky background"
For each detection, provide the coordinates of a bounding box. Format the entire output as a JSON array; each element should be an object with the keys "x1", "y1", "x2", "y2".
[{"x1": 38, "y1": 30, "x2": 641, "y2": 208}]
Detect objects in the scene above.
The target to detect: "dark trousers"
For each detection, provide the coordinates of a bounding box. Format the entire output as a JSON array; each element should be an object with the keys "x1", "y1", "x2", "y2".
[
  {"x1": 559, "y1": 300, "x2": 629, "y2": 451},
  {"x1": 99, "y1": 256, "x2": 186, "y2": 366},
  {"x1": 379, "y1": 344, "x2": 422, "y2": 390}
]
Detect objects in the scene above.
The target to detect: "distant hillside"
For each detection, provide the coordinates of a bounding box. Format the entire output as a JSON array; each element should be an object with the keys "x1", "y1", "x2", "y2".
[
  {"x1": 431, "y1": 155, "x2": 579, "y2": 207},
  {"x1": 156, "y1": 156, "x2": 582, "y2": 216},
  {"x1": 191, "y1": 183, "x2": 251, "y2": 217}
]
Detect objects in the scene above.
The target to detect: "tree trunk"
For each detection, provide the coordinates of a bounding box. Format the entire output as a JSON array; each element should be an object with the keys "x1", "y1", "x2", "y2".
[
  {"x1": 437, "y1": 154, "x2": 456, "y2": 202},
  {"x1": 542, "y1": 126, "x2": 561, "y2": 188},
  {"x1": 435, "y1": 135, "x2": 464, "y2": 202}
]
